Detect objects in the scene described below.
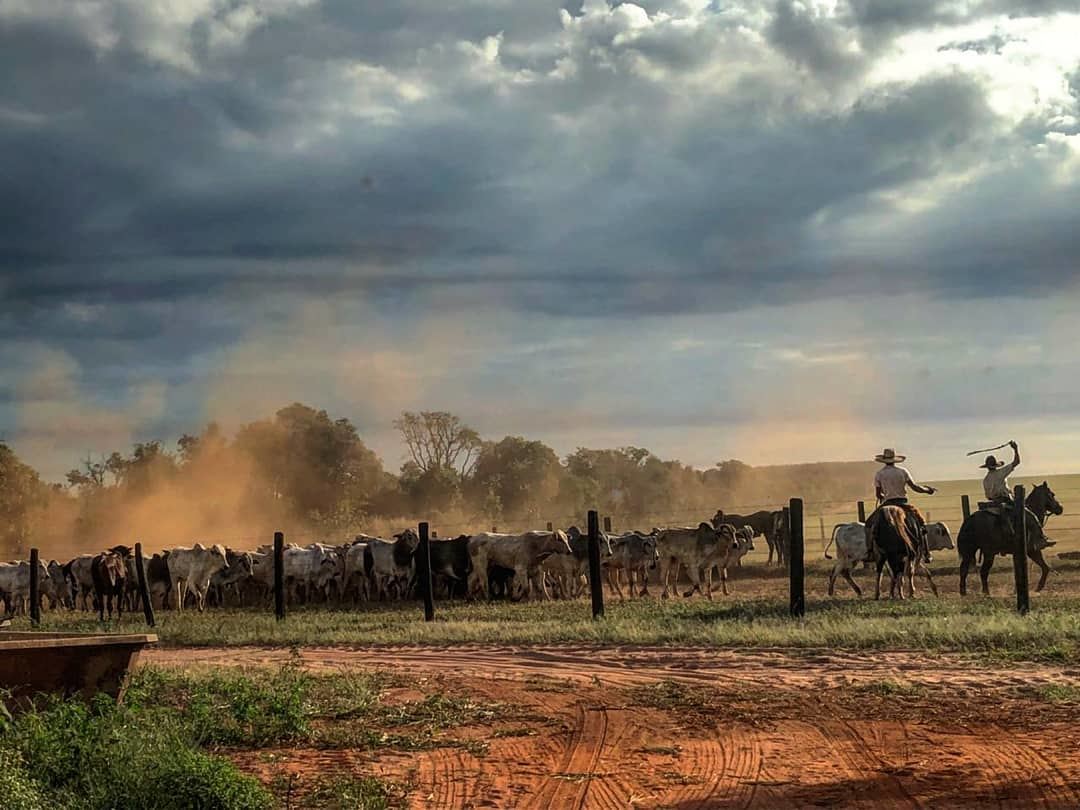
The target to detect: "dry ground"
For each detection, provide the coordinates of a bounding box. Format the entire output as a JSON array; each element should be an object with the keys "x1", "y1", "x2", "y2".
[{"x1": 149, "y1": 645, "x2": 1080, "y2": 809}]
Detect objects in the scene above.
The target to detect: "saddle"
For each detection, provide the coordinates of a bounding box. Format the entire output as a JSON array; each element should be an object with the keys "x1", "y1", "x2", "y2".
[{"x1": 977, "y1": 501, "x2": 1008, "y2": 515}]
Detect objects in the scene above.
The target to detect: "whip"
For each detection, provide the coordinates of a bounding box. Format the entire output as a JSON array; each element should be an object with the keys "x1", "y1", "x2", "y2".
[{"x1": 965, "y1": 441, "x2": 1012, "y2": 457}]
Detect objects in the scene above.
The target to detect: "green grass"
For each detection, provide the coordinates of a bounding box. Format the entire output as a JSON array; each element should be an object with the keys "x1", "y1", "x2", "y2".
[
  {"x1": 23, "y1": 569, "x2": 1080, "y2": 662},
  {"x1": 1032, "y1": 684, "x2": 1080, "y2": 704},
  {"x1": 1, "y1": 692, "x2": 273, "y2": 810},
  {"x1": 1, "y1": 665, "x2": 504, "y2": 810},
  {"x1": 301, "y1": 775, "x2": 410, "y2": 810}
]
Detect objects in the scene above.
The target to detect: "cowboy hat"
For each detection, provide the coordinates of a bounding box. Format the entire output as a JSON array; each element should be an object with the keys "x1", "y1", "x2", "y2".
[
  {"x1": 980, "y1": 455, "x2": 1006, "y2": 470},
  {"x1": 875, "y1": 448, "x2": 906, "y2": 464}
]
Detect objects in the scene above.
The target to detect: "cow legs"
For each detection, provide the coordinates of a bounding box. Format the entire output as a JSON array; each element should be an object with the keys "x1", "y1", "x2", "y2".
[
  {"x1": 659, "y1": 559, "x2": 676, "y2": 599},
  {"x1": 916, "y1": 562, "x2": 938, "y2": 597},
  {"x1": 607, "y1": 567, "x2": 625, "y2": 600},
  {"x1": 682, "y1": 564, "x2": 703, "y2": 599},
  {"x1": 637, "y1": 566, "x2": 651, "y2": 597},
  {"x1": 174, "y1": 579, "x2": 185, "y2": 613},
  {"x1": 842, "y1": 567, "x2": 863, "y2": 598},
  {"x1": 979, "y1": 552, "x2": 996, "y2": 596}
]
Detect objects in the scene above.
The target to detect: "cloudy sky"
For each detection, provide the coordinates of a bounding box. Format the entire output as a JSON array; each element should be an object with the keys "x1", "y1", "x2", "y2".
[{"x1": 3, "y1": 0, "x2": 1080, "y2": 482}]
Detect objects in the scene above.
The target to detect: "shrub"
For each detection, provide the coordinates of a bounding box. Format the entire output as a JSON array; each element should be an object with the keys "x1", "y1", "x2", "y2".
[
  {"x1": 5, "y1": 694, "x2": 272, "y2": 810},
  {"x1": 0, "y1": 747, "x2": 48, "y2": 810}
]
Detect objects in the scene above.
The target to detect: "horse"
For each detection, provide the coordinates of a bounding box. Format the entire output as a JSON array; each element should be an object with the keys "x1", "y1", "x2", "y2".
[
  {"x1": 957, "y1": 497, "x2": 1058, "y2": 596},
  {"x1": 1026, "y1": 482, "x2": 1064, "y2": 526},
  {"x1": 872, "y1": 505, "x2": 931, "y2": 600}
]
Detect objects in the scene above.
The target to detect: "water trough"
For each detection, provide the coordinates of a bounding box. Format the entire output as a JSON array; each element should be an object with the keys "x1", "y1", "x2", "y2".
[{"x1": 0, "y1": 631, "x2": 157, "y2": 708}]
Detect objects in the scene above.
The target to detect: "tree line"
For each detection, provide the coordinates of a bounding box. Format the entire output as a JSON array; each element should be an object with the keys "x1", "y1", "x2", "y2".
[{"x1": 0, "y1": 402, "x2": 876, "y2": 554}]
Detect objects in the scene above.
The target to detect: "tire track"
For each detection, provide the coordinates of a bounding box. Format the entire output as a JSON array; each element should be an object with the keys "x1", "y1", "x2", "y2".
[
  {"x1": 836, "y1": 718, "x2": 922, "y2": 809},
  {"x1": 986, "y1": 727, "x2": 1080, "y2": 809},
  {"x1": 811, "y1": 721, "x2": 912, "y2": 810},
  {"x1": 526, "y1": 706, "x2": 609, "y2": 810}
]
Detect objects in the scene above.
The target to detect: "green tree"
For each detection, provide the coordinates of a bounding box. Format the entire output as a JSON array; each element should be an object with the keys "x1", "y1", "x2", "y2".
[
  {"x1": 0, "y1": 443, "x2": 48, "y2": 554},
  {"x1": 235, "y1": 403, "x2": 386, "y2": 524},
  {"x1": 468, "y1": 436, "x2": 562, "y2": 521}
]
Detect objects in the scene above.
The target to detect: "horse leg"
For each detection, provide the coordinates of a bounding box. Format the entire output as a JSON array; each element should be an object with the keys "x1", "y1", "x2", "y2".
[
  {"x1": 979, "y1": 552, "x2": 995, "y2": 596},
  {"x1": 891, "y1": 558, "x2": 905, "y2": 600},
  {"x1": 1029, "y1": 547, "x2": 1051, "y2": 592},
  {"x1": 874, "y1": 557, "x2": 886, "y2": 600},
  {"x1": 959, "y1": 551, "x2": 973, "y2": 596}
]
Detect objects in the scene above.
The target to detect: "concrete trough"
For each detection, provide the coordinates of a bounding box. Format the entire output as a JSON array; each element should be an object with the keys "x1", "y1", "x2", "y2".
[{"x1": 0, "y1": 631, "x2": 157, "y2": 708}]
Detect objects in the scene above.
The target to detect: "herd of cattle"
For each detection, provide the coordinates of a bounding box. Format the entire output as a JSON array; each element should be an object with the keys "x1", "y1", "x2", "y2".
[
  {"x1": 0, "y1": 512, "x2": 782, "y2": 620},
  {"x1": 0, "y1": 507, "x2": 965, "y2": 620}
]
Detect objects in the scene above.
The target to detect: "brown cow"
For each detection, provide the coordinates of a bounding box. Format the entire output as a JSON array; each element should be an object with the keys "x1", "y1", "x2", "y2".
[{"x1": 91, "y1": 550, "x2": 127, "y2": 621}]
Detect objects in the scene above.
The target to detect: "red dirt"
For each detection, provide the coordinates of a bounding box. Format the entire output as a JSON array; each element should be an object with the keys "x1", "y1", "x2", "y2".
[{"x1": 148, "y1": 645, "x2": 1080, "y2": 809}]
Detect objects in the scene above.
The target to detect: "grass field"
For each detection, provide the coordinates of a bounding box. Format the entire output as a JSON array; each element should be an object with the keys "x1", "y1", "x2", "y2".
[{"x1": 15, "y1": 558, "x2": 1080, "y2": 662}]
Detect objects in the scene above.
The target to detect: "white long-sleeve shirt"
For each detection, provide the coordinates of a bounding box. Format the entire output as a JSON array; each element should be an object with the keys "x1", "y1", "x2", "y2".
[{"x1": 983, "y1": 460, "x2": 1019, "y2": 501}]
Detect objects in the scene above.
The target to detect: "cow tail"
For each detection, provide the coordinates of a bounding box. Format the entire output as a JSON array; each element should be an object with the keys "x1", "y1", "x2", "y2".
[{"x1": 825, "y1": 525, "x2": 838, "y2": 559}]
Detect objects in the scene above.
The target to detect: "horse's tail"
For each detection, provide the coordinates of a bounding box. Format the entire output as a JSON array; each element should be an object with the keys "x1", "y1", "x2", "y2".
[{"x1": 882, "y1": 507, "x2": 918, "y2": 556}]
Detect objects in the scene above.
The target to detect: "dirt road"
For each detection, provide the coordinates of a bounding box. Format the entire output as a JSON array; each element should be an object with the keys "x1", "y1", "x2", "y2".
[{"x1": 148, "y1": 645, "x2": 1080, "y2": 809}]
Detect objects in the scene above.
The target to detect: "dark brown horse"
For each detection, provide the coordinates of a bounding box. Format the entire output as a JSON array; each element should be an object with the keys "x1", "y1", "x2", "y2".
[
  {"x1": 957, "y1": 498, "x2": 1058, "y2": 595},
  {"x1": 872, "y1": 506, "x2": 928, "y2": 600},
  {"x1": 1026, "y1": 482, "x2": 1064, "y2": 526}
]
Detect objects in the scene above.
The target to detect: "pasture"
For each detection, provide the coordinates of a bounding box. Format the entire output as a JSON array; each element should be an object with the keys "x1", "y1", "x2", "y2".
[{"x1": 7, "y1": 473, "x2": 1080, "y2": 808}]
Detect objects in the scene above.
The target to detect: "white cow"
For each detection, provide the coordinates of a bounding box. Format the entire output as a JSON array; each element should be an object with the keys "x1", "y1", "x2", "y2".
[
  {"x1": 604, "y1": 532, "x2": 659, "y2": 599},
  {"x1": 467, "y1": 530, "x2": 573, "y2": 600},
  {"x1": 167, "y1": 544, "x2": 230, "y2": 612},
  {"x1": 66, "y1": 554, "x2": 97, "y2": 611},
  {"x1": 0, "y1": 559, "x2": 49, "y2": 614},
  {"x1": 42, "y1": 560, "x2": 73, "y2": 610},
  {"x1": 366, "y1": 531, "x2": 419, "y2": 601},
  {"x1": 541, "y1": 531, "x2": 612, "y2": 600},
  {"x1": 656, "y1": 523, "x2": 738, "y2": 600},
  {"x1": 343, "y1": 540, "x2": 372, "y2": 603},
  {"x1": 825, "y1": 521, "x2": 947, "y2": 597}
]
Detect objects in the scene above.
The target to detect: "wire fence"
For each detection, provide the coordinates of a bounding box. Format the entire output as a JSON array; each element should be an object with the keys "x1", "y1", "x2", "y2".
[{"x1": 13, "y1": 488, "x2": 1080, "y2": 562}]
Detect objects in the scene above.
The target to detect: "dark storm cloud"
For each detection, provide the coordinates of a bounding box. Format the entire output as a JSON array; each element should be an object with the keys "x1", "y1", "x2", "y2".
[
  {"x1": 1, "y1": 0, "x2": 1076, "y2": 325},
  {"x1": 3, "y1": 0, "x2": 1080, "y2": 477}
]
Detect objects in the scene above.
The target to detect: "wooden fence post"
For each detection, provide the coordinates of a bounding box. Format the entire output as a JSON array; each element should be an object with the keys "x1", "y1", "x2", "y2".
[
  {"x1": 603, "y1": 516, "x2": 612, "y2": 534},
  {"x1": 587, "y1": 510, "x2": 604, "y2": 619},
  {"x1": 819, "y1": 516, "x2": 826, "y2": 548},
  {"x1": 961, "y1": 495, "x2": 971, "y2": 521},
  {"x1": 857, "y1": 501, "x2": 866, "y2": 523},
  {"x1": 789, "y1": 500, "x2": 805, "y2": 618},
  {"x1": 134, "y1": 542, "x2": 155, "y2": 627},
  {"x1": 1013, "y1": 485, "x2": 1030, "y2": 615},
  {"x1": 29, "y1": 548, "x2": 40, "y2": 627},
  {"x1": 273, "y1": 532, "x2": 285, "y2": 621},
  {"x1": 418, "y1": 522, "x2": 435, "y2": 622},
  {"x1": 781, "y1": 506, "x2": 791, "y2": 570},
  {"x1": 546, "y1": 522, "x2": 554, "y2": 532}
]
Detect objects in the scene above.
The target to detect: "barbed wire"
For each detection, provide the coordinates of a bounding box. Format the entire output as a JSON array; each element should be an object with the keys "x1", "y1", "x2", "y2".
[{"x1": 13, "y1": 489, "x2": 1080, "y2": 558}]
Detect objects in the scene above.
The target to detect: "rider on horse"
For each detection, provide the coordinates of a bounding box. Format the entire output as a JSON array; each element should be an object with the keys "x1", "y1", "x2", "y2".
[
  {"x1": 977, "y1": 440, "x2": 1045, "y2": 546},
  {"x1": 866, "y1": 448, "x2": 936, "y2": 560},
  {"x1": 980, "y1": 440, "x2": 1020, "y2": 509}
]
